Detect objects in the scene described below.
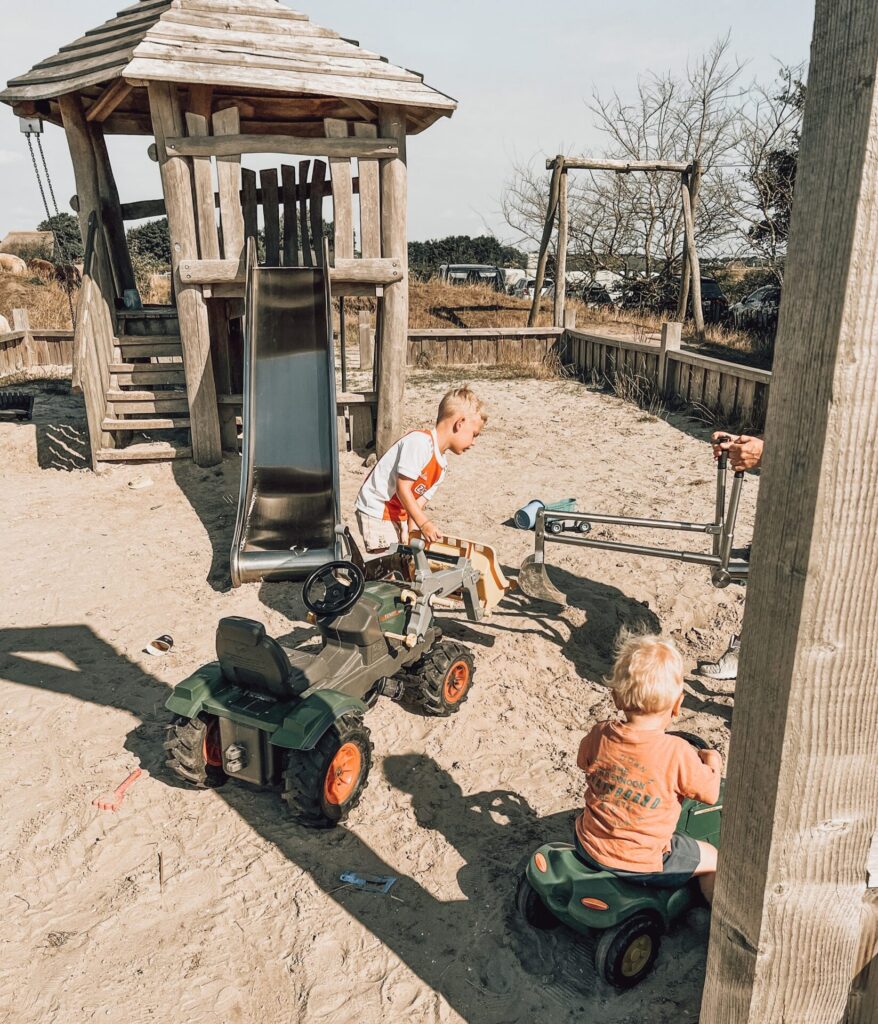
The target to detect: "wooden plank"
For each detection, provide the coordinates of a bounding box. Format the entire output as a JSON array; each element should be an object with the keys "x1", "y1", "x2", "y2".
[
  {"x1": 212, "y1": 106, "x2": 246, "y2": 264},
  {"x1": 148, "y1": 80, "x2": 221, "y2": 466},
  {"x1": 185, "y1": 112, "x2": 221, "y2": 262},
  {"x1": 407, "y1": 327, "x2": 563, "y2": 339},
  {"x1": 241, "y1": 167, "x2": 258, "y2": 246},
  {"x1": 281, "y1": 164, "x2": 299, "y2": 267},
  {"x1": 355, "y1": 123, "x2": 381, "y2": 258},
  {"x1": 260, "y1": 167, "x2": 280, "y2": 265},
  {"x1": 310, "y1": 160, "x2": 327, "y2": 265},
  {"x1": 299, "y1": 159, "x2": 313, "y2": 267},
  {"x1": 670, "y1": 349, "x2": 772, "y2": 384},
  {"x1": 324, "y1": 118, "x2": 354, "y2": 261},
  {"x1": 549, "y1": 156, "x2": 692, "y2": 173},
  {"x1": 687, "y1": 365, "x2": 706, "y2": 406},
  {"x1": 164, "y1": 134, "x2": 398, "y2": 160},
  {"x1": 735, "y1": 378, "x2": 757, "y2": 428},
  {"x1": 178, "y1": 255, "x2": 401, "y2": 285},
  {"x1": 718, "y1": 372, "x2": 738, "y2": 420},
  {"x1": 96, "y1": 443, "x2": 192, "y2": 462},
  {"x1": 85, "y1": 79, "x2": 134, "y2": 123},
  {"x1": 102, "y1": 417, "x2": 191, "y2": 431},
  {"x1": 703, "y1": 368, "x2": 721, "y2": 413}
]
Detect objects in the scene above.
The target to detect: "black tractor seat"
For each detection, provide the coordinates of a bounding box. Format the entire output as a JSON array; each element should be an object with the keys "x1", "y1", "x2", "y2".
[{"x1": 216, "y1": 616, "x2": 307, "y2": 699}]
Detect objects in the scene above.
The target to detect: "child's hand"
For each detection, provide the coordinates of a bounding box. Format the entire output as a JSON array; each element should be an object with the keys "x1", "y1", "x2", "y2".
[
  {"x1": 698, "y1": 748, "x2": 723, "y2": 770},
  {"x1": 419, "y1": 518, "x2": 441, "y2": 543}
]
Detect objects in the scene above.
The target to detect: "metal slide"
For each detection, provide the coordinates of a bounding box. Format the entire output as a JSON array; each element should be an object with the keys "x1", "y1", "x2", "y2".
[{"x1": 230, "y1": 242, "x2": 342, "y2": 587}]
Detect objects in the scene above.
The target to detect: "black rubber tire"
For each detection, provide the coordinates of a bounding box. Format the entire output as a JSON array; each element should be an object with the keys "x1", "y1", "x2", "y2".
[
  {"x1": 594, "y1": 914, "x2": 662, "y2": 989},
  {"x1": 164, "y1": 713, "x2": 228, "y2": 789},
  {"x1": 405, "y1": 640, "x2": 475, "y2": 717},
  {"x1": 282, "y1": 712, "x2": 373, "y2": 829},
  {"x1": 515, "y1": 872, "x2": 560, "y2": 930}
]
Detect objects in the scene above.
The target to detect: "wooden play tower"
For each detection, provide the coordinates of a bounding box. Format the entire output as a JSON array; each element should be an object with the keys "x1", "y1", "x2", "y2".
[{"x1": 0, "y1": 0, "x2": 456, "y2": 466}]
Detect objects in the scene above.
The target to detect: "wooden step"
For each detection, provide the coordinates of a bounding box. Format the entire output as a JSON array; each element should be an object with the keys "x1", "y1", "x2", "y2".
[
  {"x1": 106, "y1": 389, "x2": 186, "y2": 401},
  {"x1": 96, "y1": 442, "x2": 192, "y2": 462},
  {"x1": 108, "y1": 398, "x2": 190, "y2": 414},
  {"x1": 102, "y1": 417, "x2": 191, "y2": 431},
  {"x1": 117, "y1": 339, "x2": 183, "y2": 358},
  {"x1": 110, "y1": 365, "x2": 186, "y2": 386}
]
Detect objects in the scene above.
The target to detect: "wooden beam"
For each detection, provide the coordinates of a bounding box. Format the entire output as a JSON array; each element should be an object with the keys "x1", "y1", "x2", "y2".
[
  {"x1": 148, "y1": 81, "x2": 221, "y2": 467},
  {"x1": 355, "y1": 123, "x2": 381, "y2": 259},
  {"x1": 553, "y1": 168, "x2": 569, "y2": 328},
  {"x1": 547, "y1": 157, "x2": 693, "y2": 173},
  {"x1": 185, "y1": 112, "x2": 220, "y2": 262},
  {"x1": 375, "y1": 105, "x2": 408, "y2": 456},
  {"x1": 164, "y1": 133, "x2": 398, "y2": 160},
  {"x1": 528, "y1": 157, "x2": 562, "y2": 327},
  {"x1": 90, "y1": 120, "x2": 139, "y2": 302},
  {"x1": 676, "y1": 159, "x2": 702, "y2": 321},
  {"x1": 700, "y1": 2, "x2": 878, "y2": 1020},
  {"x1": 212, "y1": 106, "x2": 245, "y2": 264},
  {"x1": 325, "y1": 118, "x2": 354, "y2": 261},
  {"x1": 178, "y1": 256, "x2": 403, "y2": 286},
  {"x1": 85, "y1": 79, "x2": 133, "y2": 123},
  {"x1": 680, "y1": 175, "x2": 705, "y2": 337}
]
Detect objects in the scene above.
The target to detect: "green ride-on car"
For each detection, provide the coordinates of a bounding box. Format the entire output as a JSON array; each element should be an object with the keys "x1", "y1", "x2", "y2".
[
  {"x1": 516, "y1": 735, "x2": 723, "y2": 989},
  {"x1": 164, "y1": 533, "x2": 494, "y2": 828}
]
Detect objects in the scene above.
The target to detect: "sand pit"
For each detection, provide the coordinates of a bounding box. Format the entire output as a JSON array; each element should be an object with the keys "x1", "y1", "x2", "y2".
[{"x1": 0, "y1": 371, "x2": 754, "y2": 1023}]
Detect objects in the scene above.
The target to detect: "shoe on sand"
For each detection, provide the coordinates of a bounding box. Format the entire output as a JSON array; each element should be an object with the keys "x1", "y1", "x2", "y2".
[{"x1": 699, "y1": 634, "x2": 740, "y2": 680}]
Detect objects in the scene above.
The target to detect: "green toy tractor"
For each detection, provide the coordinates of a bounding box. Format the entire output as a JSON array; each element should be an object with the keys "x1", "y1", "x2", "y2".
[
  {"x1": 516, "y1": 737, "x2": 723, "y2": 989},
  {"x1": 164, "y1": 533, "x2": 490, "y2": 828}
]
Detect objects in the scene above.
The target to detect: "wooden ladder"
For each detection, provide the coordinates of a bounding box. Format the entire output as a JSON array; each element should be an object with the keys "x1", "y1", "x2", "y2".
[{"x1": 97, "y1": 307, "x2": 192, "y2": 462}]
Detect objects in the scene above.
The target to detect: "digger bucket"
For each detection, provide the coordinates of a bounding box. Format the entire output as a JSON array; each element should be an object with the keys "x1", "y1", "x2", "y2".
[{"x1": 518, "y1": 553, "x2": 566, "y2": 605}]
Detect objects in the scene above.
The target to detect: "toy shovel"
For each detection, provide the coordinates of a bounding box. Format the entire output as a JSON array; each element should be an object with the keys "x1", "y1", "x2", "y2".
[{"x1": 93, "y1": 768, "x2": 143, "y2": 812}]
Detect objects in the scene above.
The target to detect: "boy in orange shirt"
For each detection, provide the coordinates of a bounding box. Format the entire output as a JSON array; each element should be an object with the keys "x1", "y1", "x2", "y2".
[
  {"x1": 355, "y1": 386, "x2": 487, "y2": 553},
  {"x1": 575, "y1": 633, "x2": 722, "y2": 902}
]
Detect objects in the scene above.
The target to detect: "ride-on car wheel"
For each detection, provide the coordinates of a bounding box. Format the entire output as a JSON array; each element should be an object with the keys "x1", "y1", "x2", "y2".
[
  {"x1": 594, "y1": 913, "x2": 662, "y2": 989},
  {"x1": 515, "y1": 872, "x2": 560, "y2": 930},
  {"x1": 405, "y1": 640, "x2": 475, "y2": 716},
  {"x1": 282, "y1": 712, "x2": 373, "y2": 828},
  {"x1": 164, "y1": 713, "x2": 228, "y2": 789}
]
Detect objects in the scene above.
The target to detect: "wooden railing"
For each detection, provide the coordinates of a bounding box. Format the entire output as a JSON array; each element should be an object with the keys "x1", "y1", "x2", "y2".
[
  {"x1": 407, "y1": 327, "x2": 564, "y2": 367},
  {"x1": 563, "y1": 323, "x2": 771, "y2": 429},
  {"x1": 71, "y1": 212, "x2": 118, "y2": 467},
  {"x1": 0, "y1": 308, "x2": 73, "y2": 376}
]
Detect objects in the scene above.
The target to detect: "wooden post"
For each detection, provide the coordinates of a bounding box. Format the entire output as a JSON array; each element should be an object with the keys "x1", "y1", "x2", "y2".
[
  {"x1": 89, "y1": 122, "x2": 139, "y2": 304},
  {"x1": 58, "y1": 93, "x2": 115, "y2": 310},
  {"x1": 680, "y1": 174, "x2": 705, "y2": 337},
  {"x1": 148, "y1": 81, "x2": 221, "y2": 467},
  {"x1": 529, "y1": 158, "x2": 562, "y2": 327},
  {"x1": 657, "y1": 320, "x2": 681, "y2": 396},
  {"x1": 553, "y1": 168, "x2": 569, "y2": 328},
  {"x1": 358, "y1": 309, "x2": 374, "y2": 371},
  {"x1": 700, "y1": 4, "x2": 878, "y2": 1020},
  {"x1": 676, "y1": 160, "x2": 702, "y2": 322},
  {"x1": 375, "y1": 105, "x2": 407, "y2": 456}
]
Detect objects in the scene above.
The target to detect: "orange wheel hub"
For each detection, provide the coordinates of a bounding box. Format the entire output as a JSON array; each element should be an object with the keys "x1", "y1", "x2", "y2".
[
  {"x1": 323, "y1": 742, "x2": 363, "y2": 805},
  {"x1": 443, "y1": 660, "x2": 471, "y2": 704},
  {"x1": 202, "y1": 717, "x2": 223, "y2": 767}
]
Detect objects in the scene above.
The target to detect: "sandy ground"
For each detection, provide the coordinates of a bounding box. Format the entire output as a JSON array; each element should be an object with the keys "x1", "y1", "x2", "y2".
[{"x1": 0, "y1": 370, "x2": 755, "y2": 1024}]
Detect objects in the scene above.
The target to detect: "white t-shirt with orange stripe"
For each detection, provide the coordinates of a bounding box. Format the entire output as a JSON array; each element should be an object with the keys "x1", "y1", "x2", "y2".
[{"x1": 356, "y1": 428, "x2": 448, "y2": 522}]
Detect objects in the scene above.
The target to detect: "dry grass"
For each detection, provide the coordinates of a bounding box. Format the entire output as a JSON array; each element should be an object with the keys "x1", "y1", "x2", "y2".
[{"x1": 0, "y1": 272, "x2": 76, "y2": 330}]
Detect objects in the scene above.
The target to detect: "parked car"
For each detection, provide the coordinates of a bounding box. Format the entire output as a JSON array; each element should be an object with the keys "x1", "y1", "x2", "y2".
[
  {"x1": 619, "y1": 276, "x2": 729, "y2": 323},
  {"x1": 512, "y1": 276, "x2": 554, "y2": 301},
  {"x1": 581, "y1": 282, "x2": 615, "y2": 308},
  {"x1": 437, "y1": 264, "x2": 503, "y2": 291},
  {"x1": 728, "y1": 285, "x2": 781, "y2": 329}
]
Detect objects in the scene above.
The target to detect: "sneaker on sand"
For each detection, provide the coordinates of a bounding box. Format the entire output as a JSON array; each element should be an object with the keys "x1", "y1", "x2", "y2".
[{"x1": 698, "y1": 634, "x2": 740, "y2": 680}]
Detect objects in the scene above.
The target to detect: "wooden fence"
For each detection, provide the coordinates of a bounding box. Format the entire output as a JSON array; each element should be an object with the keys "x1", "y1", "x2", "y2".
[
  {"x1": 563, "y1": 324, "x2": 771, "y2": 430},
  {"x1": 0, "y1": 308, "x2": 74, "y2": 378},
  {"x1": 406, "y1": 327, "x2": 563, "y2": 367}
]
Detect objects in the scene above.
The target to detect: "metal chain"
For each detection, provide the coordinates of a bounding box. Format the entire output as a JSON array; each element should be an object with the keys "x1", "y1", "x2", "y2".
[{"x1": 25, "y1": 131, "x2": 76, "y2": 328}]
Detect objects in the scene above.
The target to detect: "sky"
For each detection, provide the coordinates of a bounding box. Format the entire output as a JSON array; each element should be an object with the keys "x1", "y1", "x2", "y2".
[{"x1": 0, "y1": 1, "x2": 815, "y2": 246}]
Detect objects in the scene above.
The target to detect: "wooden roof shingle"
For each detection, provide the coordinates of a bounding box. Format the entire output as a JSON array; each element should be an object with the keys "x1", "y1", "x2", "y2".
[{"x1": 1, "y1": 0, "x2": 456, "y2": 131}]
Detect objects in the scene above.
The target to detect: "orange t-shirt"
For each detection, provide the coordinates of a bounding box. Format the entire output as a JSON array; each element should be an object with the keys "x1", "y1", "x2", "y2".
[{"x1": 574, "y1": 721, "x2": 721, "y2": 872}]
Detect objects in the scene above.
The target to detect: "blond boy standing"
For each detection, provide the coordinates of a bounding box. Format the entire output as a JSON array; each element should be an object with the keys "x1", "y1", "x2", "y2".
[{"x1": 355, "y1": 386, "x2": 487, "y2": 553}]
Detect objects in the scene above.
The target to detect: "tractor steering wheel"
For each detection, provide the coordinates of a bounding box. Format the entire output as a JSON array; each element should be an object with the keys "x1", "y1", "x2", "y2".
[
  {"x1": 303, "y1": 560, "x2": 365, "y2": 617},
  {"x1": 670, "y1": 730, "x2": 711, "y2": 751}
]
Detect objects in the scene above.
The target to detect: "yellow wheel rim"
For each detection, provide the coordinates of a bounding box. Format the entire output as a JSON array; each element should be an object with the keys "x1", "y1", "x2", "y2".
[{"x1": 621, "y1": 934, "x2": 653, "y2": 977}]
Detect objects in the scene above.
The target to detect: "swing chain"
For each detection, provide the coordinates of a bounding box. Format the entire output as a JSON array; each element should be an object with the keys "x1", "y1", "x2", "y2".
[{"x1": 23, "y1": 125, "x2": 77, "y2": 329}]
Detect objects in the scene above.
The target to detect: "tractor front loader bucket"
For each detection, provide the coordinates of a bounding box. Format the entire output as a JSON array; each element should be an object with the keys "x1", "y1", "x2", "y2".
[{"x1": 518, "y1": 553, "x2": 566, "y2": 605}]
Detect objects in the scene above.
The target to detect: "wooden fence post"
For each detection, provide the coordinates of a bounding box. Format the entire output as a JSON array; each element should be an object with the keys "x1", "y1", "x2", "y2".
[
  {"x1": 528, "y1": 157, "x2": 562, "y2": 327},
  {"x1": 657, "y1": 321, "x2": 681, "y2": 396},
  {"x1": 358, "y1": 309, "x2": 374, "y2": 371},
  {"x1": 700, "y1": 3, "x2": 878, "y2": 1020}
]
